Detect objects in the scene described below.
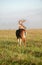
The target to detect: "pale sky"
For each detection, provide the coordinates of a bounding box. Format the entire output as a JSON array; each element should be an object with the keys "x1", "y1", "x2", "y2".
[{"x1": 0, "y1": 0, "x2": 42, "y2": 29}]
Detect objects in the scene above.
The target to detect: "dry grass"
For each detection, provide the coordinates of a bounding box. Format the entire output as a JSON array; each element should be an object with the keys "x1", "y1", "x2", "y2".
[{"x1": 0, "y1": 29, "x2": 42, "y2": 65}]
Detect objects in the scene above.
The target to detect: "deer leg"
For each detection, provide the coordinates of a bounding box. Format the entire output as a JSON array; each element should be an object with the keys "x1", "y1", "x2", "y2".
[
  {"x1": 24, "y1": 38, "x2": 26, "y2": 46},
  {"x1": 22, "y1": 38, "x2": 26, "y2": 46},
  {"x1": 22, "y1": 32, "x2": 26, "y2": 46},
  {"x1": 18, "y1": 38, "x2": 22, "y2": 46},
  {"x1": 19, "y1": 38, "x2": 22, "y2": 46},
  {"x1": 17, "y1": 39, "x2": 19, "y2": 46}
]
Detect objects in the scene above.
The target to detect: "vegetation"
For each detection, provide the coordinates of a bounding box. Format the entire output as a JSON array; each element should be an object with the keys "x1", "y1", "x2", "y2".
[{"x1": 0, "y1": 29, "x2": 42, "y2": 65}]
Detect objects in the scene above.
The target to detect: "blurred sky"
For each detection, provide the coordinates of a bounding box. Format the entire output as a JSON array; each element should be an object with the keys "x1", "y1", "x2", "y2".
[{"x1": 0, "y1": 0, "x2": 42, "y2": 29}]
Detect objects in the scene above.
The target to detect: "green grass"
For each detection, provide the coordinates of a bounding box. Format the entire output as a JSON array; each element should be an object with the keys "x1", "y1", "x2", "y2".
[{"x1": 0, "y1": 29, "x2": 42, "y2": 65}]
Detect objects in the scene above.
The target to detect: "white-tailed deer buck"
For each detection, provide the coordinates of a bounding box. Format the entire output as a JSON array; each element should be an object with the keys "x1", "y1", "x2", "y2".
[{"x1": 16, "y1": 20, "x2": 27, "y2": 46}]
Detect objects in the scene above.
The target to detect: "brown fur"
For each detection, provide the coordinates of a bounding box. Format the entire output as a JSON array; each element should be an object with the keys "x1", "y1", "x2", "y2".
[{"x1": 16, "y1": 29, "x2": 26, "y2": 46}]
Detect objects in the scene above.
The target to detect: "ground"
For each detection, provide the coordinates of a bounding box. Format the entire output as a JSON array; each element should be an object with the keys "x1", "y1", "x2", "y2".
[{"x1": 0, "y1": 29, "x2": 42, "y2": 65}]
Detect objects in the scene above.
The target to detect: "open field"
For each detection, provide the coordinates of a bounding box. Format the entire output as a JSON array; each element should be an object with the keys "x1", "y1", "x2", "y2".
[{"x1": 0, "y1": 29, "x2": 42, "y2": 65}]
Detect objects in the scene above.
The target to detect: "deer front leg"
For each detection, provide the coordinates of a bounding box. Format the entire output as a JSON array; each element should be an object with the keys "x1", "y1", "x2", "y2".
[{"x1": 22, "y1": 38, "x2": 26, "y2": 46}]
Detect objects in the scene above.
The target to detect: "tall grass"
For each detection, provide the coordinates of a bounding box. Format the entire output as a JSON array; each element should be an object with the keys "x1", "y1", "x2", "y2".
[{"x1": 0, "y1": 29, "x2": 42, "y2": 65}]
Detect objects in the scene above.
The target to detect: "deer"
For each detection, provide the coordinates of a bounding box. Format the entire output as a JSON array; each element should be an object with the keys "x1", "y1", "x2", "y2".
[{"x1": 16, "y1": 20, "x2": 27, "y2": 46}]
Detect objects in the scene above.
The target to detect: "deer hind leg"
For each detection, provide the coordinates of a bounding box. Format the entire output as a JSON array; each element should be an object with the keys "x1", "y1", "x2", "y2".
[
  {"x1": 18, "y1": 38, "x2": 22, "y2": 46},
  {"x1": 19, "y1": 38, "x2": 22, "y2": 46},
  {"x1": 17, "y1": 39, "x2": 19, "y2": 46}
]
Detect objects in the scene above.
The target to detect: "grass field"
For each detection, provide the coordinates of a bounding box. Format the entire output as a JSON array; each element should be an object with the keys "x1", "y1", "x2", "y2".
[{"x1": 0, "y1": 29, "x2": 42, "y2": 65}]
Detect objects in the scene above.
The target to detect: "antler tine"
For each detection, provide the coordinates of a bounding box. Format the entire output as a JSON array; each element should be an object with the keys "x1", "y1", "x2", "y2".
[{"x1": 19, "y1": 20, "x2": 26, "y2": 23}]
